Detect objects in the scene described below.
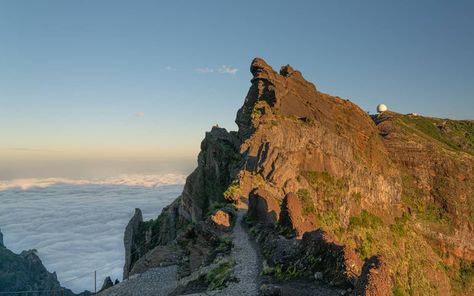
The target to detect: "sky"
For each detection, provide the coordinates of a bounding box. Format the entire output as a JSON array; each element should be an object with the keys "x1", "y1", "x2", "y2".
[{"x1": 1, "y1": 0, "x2": 473, "y2": 179}]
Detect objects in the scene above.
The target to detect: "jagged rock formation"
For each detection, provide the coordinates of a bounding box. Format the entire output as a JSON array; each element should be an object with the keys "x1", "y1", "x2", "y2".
[
  {"x1": 0, "y1": 237, "x2": 89, "y2": 296},
  {"x1": 99, "y1": 276, "x2": 114, "y2": 292},
  {"x1": 120, "y1": 58, "x2": 474, "y2": 296},
  {"x1": 0, "y1": 228, "x2": 3, "y2": 247},
  {"x1": 123, "y1": 208, "x2": 143, "y2": 280}
]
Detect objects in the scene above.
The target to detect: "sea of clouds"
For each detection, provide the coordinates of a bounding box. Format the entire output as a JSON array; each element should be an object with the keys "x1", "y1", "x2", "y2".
[{"x1": 0, "y1": 174, "x2": 185, "y2": 293}]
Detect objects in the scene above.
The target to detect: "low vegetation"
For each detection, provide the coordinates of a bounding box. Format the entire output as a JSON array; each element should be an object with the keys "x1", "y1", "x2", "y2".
[
  {"x1": 205, "y1": 259, "x2": 235, "y2": 291},
  {"x1": 261, "y1": 263, "x2": 304, "y2": 281},
  {"x1": 397, "y1": 115, "x2": 474, "y2": 155},
  {"x1": 296, "y1": 188, "x2": 315, "y2": 216}
]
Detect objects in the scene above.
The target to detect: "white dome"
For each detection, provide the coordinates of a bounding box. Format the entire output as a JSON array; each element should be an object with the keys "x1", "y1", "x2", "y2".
[{"x1": 377, "y1": 104, "x2": 388, "y2": 113}]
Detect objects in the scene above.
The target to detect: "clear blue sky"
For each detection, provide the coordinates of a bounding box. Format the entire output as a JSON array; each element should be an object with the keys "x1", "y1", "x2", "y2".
[{"x1": 1, "y1": 0, "x2": 473, "y2": 179}]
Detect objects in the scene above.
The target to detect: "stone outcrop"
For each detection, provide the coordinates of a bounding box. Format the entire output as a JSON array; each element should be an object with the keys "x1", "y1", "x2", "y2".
[
  {"x1": 0, "y1": 228, "x2": 3, "y2": 247},
  {"x1": 248, "y1": 188, "x2": 280, "y2": 226},
  {"x1": 301, "y1": 230, "x2": 362, "y2": 287},
  {"x1": 354, "y1": 256, "x2": 392, "y2": 296},
  {"x1": 279, "y1": 192, "x2": 316, "y2": 237},
  {"x1": 123, "y1": 208, "x2": 143, "y2": 280},
  {"x1": 210, "y1": 209, "x2": 232, "y2": 229},
  {"x1": 99, "y1": 276, "x2": 114, "y2": 292}
]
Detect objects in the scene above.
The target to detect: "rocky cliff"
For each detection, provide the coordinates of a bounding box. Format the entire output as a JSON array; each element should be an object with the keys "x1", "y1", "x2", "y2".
[
  {"x1": 0, "y1": 229, "x2": 90, "y2": 296},
  {"x1": 122, "y1": 58, "x2": 474, "y2": 296}
]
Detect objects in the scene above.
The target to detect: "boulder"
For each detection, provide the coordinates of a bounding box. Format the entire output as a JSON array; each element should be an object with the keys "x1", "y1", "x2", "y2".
[
  {"x1": 248, "y1": 188, "x2": 280, "y2": 225},
  {"x1": 209, "y1": 209, "x2": 232, "y2": 229},
  {"x1": 279, "y1": 192, "x2": 316, "y2": 237},
  {"x1": 301, "y1": 230, "x2": 362, "y2": 287}
]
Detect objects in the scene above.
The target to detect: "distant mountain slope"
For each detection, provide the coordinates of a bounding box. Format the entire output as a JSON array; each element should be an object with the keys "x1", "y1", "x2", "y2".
[{"x1": 0, "y1": 229, "x2": 90, "y2": 296}]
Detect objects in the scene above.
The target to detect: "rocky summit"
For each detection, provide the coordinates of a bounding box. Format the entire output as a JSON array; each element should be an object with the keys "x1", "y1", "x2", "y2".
[{"x1": 112, "y1": 58, "x2": 474, "y2": 296}]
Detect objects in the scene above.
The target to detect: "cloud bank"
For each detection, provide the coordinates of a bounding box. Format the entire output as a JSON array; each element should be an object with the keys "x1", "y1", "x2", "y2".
[
  {"x1": 0, "y1": 175, "x2": 184, "y2": 293},
  {"x1": 0, "y1": 174, "x2": 185, "y2": 191}
]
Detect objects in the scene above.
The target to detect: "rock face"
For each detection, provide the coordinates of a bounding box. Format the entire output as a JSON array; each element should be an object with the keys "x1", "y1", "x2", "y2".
[
  {"x1": 236, "y1": 58, "x2": 402, "y2": 231},
  {"x1": 0, "y1": 228, "x2": 3, "y2": 247},
  {"x1": 0, "y1": 243, "x2": 87, "y2": 295},
  {"x1": 354, "y1": 256, "x2": 392, "y2": 296},
  {"x1": 121, "y1": 58, "x2": 474, "y2": 295},
  {"x1": 99, "y1": 276, "x2": 114, "y2": 292},
  {"x1": 376, "y1": 112, "x2": 474, "y2": 261},
  {"x1": 123, "y1": 208, "x2": 143, "y2": 280}
]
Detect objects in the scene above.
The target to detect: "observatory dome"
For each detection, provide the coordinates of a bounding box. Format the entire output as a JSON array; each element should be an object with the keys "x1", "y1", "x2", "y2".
[{"x1": 377, "y1": 104, "x2": 388, "y2": 113}]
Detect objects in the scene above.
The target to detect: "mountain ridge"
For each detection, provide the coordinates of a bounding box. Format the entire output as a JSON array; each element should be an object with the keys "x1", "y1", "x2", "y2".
[{"x1": 115, "y1": 58, "x2": 474, "y2": 296}]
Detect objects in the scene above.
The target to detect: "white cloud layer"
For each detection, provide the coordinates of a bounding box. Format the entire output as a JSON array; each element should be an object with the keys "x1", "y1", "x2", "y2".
[
  {"x1": 0, "y1": 175, "x2": 184, "y2": 293},
  {"x1": 0, "y1": 174, "x2": 185, "y2": 191}
]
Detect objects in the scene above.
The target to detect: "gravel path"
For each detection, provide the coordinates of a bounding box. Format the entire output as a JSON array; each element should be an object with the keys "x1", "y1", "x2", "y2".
[
  {"x1": 222, "y1": 209, "x2": 259, "y2": 295},
  {"x1": 187, "y1": 209, "x2": 260, "y2": 296},
  {"x1": 98, "y1": 266, "x2": 178, "y2": 296},
  {"x1": 99, "y1": 209, "x2": 259, "y2": 296}
]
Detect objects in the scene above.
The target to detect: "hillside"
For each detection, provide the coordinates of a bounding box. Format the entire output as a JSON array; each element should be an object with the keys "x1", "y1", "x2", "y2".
[
  {"x1": 112, "y1": 58, "x2": 474, "y2": 296},
  {"x1": 0, "y1": 229, "x2": 90, "y2": 296}
]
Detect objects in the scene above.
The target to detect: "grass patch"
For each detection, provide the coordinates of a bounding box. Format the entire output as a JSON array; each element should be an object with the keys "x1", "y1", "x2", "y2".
[
  {"x1": 303, "y1": 171, "x2": 348, "y2": 208},
  {"x1": 454, "y1": 259, "x2": 474, "y2": 289},
  {"x1": 349, "y1": 210, "x2": 383, "y2": 230},
  {"x1": 206, "y1": 259, "x2": 235, "y2": 291},
  {"x1": 296, "y1": 188, "x2": 315, "y2": 216},
  {"x1": 215, "y1": 236, "x2": 233, "y2": 255},
  {"x1": 223, "y1": 180, "x2": 240, "y2": 201},
  {"x1": 262, "y1": 264, "x2": 304, "y2": 281}
]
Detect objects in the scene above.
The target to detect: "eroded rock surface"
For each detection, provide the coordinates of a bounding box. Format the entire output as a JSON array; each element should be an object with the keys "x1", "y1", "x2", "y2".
[{"x1": 117, "y1": 58, "x2": 474, "y2": 296}]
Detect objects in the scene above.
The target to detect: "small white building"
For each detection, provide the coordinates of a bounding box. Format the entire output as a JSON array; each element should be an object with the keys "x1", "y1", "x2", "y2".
[{"x1": 377, "y1": 104, "x2": 388, "y2": 113}]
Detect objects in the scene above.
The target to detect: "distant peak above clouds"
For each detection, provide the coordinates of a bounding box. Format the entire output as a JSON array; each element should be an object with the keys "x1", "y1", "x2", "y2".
[{"x1": 0, "y1": 174, "x2": 186, "y2": 191}]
